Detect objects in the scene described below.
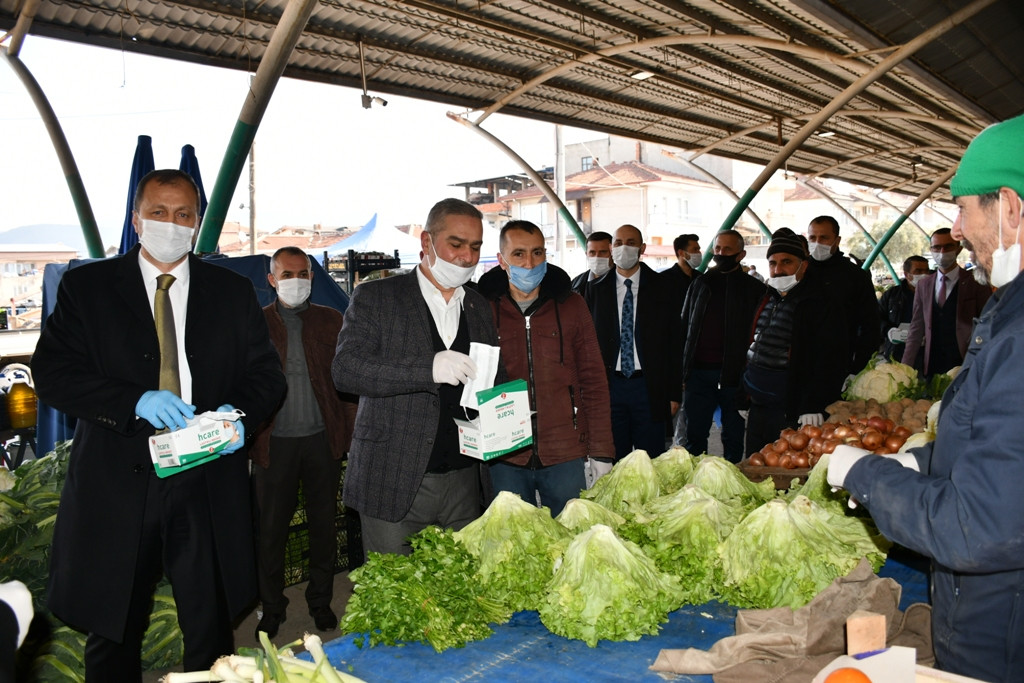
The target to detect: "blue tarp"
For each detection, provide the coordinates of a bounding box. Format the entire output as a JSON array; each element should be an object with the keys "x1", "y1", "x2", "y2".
[
  {"x1": 118, "y1": 135, "x2": 155, "y2": 255},
  {"x1": 36, "y1": 253, "x2": 348, "y2": 456},
  {"x1": 321, "y1": 555, "x2": 929, "y2": 682}
]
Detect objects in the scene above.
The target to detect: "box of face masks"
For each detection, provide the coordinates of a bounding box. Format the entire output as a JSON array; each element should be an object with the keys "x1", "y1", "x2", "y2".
[
  {"x1": 148, "y1": 409, "x2": 244, "y2": 478},
  {"x1": 455, "y1": 379, "x2": 533, "y2": 460}
]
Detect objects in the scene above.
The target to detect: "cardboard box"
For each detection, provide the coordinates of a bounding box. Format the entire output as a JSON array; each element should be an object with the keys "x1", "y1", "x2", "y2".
[
  {"x1": 148, "y1": 411, "x2": 242, "y2": 478},
  {"x1": 455, "y1": 379, "x2": 533, "y2": 460}
]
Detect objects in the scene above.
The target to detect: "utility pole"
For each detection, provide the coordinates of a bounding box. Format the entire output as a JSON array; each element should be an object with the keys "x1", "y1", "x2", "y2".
[
  {"x1": 554, "y1": 124, "x2": 566, "y2": 267},
  {"x1": 248, "y1": 140, "x2": 256, "y2": 255}
]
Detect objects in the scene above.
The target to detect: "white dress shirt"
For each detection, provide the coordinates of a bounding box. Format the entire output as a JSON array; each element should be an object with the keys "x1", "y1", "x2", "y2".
[
  {"x1": 139, "y1": 253, "x2": 193, "y2": 403},
  {"x1": 416, "y1": 264, "x2": 465, "y2": 348}
]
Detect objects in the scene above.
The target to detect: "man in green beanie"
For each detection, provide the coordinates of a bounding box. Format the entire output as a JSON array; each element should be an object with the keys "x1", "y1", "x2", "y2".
[{"x1": 827, "y1": 112, "x2": 1024, "y2": 683}]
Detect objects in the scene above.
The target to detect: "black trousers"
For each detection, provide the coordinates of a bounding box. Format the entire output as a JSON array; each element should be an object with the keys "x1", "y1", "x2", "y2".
[
  {"x1": 84, "y1": 468, "x2": 232, "y2": 682},
  {"x1": 745, "y1": 401, "x2": 790, "y2": 459},
  {"x1": 252, "y1": 431, "x2": 342, "y2": 615}
]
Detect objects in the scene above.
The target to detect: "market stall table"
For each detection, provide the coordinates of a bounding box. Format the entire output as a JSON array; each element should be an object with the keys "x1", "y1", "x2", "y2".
[{"x1": 322, "y1": 552, "x2": 929, "y2": 682}]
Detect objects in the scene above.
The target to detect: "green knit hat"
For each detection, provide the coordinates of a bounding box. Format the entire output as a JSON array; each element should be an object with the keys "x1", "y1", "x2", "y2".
[{"x1": 951, "y1": 113, "x2": 1024, "y2": 198}]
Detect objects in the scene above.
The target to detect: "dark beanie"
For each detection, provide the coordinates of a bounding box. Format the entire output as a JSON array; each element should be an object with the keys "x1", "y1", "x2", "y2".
[{"x1": 766, "y1": 227, "x2": 808, "y2": 259}]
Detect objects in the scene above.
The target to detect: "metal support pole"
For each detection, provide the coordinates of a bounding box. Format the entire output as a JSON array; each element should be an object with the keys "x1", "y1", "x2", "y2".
[
  {"x1": 554, "y1": 125, "x2": 568, "y2": 265},
  {"x1": 196, "y1": 0, "x2": 318, "y2": 253},
  {"x1": 447, "y1": 113, "x2": 586, "y2": 245},
  {"x1": 1, "y1": 47, "x2": 104, "y2": 258},
  {"x1": 873, "y1": 192, "x2": 931, "y2": 238},
  {"x1": 662, "y1": 150, "x2": 770, "y2": 270},
  {"x1": 665, "y1": 151, "x2": 770, "y2": 238},
  {"x1": 4, "y1": 0, "x2": 40, "y2": 56},
  {"x1": 795, "y1": 177, "x2": 900, "y2": 282},
  {"x1": 864, "y1": 169, "x2": 957, "y2": 270},
  {"x1": 713, "y1": 0, "x2": 997, "y2": 240},
  {"x1": 248, "y1": 140, "x2": 256, "y2": 255}
]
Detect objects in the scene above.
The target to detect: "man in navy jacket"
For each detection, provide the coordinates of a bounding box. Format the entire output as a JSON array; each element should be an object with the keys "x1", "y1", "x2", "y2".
[{"x1": 829, "y1": 113, "x2": 1024, "y2": 682}]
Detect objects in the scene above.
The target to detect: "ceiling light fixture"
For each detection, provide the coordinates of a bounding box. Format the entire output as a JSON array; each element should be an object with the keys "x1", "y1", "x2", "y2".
[
  {"x1": 817, "y1": 130, "x2": 836, "y2": 138},
  {"x1": 630, "y1": 70, "x2": 655, "y2": 80}
]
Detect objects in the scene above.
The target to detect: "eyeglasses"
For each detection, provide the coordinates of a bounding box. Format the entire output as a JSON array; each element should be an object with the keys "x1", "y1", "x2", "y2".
[{"x1": 929, "y1": 243, "x2": 959, "y2": 253}]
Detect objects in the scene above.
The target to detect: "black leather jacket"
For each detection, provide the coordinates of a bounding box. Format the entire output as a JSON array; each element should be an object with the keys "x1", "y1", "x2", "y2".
[{"x1": 680, "y1": 267, "x2": 765, "y2": 386}]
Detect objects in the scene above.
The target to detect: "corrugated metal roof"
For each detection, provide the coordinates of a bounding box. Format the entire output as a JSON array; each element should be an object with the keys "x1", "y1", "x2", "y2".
[{"x1": 2, "y1": 0, "x2": 1021, "y2": 200}]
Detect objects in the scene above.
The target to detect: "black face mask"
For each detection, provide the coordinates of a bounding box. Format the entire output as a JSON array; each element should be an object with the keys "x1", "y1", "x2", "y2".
[{"x1": 712, "y1": 253, "x2": 739, "y2": 271}]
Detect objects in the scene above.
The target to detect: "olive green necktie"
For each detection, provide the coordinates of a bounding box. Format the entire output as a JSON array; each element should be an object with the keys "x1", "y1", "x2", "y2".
[{"x1": 155, "y1": 273, "x2": 181, "y2": 396}]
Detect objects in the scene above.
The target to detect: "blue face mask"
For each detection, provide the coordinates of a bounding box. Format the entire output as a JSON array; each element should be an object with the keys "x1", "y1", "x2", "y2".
[{"x1": 508, "y1": 261, "x2": 547, "y2": 293}]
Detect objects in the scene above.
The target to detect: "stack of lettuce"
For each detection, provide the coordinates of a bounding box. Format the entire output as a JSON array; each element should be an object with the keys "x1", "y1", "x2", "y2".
[{"x1": 342, "y1": 449, "x2": 891, "y2": 651}]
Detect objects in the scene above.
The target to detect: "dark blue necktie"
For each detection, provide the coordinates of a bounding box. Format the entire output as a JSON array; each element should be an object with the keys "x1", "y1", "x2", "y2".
[{"x1": 620, "y1": 278, "x2": 635, "y2": 377}]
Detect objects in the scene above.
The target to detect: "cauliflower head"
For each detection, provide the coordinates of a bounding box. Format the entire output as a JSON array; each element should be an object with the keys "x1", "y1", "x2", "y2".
[{"x1": 844, "y1": 355, "x2": 919, "y2": 403}]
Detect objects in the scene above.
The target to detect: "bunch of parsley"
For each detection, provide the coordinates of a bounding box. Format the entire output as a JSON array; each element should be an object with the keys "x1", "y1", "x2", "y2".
[{"x1": 340, "y1": 526, "x2": 511, "y2": 652}]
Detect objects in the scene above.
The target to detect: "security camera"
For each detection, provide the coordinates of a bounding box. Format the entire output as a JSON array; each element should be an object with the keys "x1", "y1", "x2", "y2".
[{"x1": 373, "y1": 96, "x2": 388, "y2": 107}]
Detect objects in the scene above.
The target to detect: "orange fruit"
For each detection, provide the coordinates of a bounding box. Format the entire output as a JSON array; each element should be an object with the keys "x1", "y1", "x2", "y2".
[{"x1": 824, "y1": 668, "x2": 872, "y2": 683}]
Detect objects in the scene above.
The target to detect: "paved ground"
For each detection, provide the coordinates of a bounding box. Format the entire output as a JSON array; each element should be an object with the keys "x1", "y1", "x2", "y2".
[{"x1": 143, "y1": 572, "x2": 356, "y2": 681}]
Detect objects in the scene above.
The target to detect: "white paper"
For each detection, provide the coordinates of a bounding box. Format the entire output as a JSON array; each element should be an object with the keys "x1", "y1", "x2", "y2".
[{"x1": 460, "y1": 342, "x2": 501, "y2": 409}]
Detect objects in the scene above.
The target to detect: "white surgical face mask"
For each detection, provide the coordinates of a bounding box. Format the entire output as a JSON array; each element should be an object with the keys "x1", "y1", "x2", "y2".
[
  {"x1": 766, "y1": 274, "x2": 798, "y2": 293},
  {"x1": 428, "y1": 235, "x2": 475, "y2": 289},
  {"x1": 685, "y1": 252, "x2": 703, "y2": 270},
  {"x1": 990, "y1": 194, "x2": 1023, "y2": 288},
  {"x1": 139, "y1": 219, "x2": 194, "y2": 264},
  {"x1": 612, "y1": 244, "x2": 640, "y2": 270},
  {"x1": 587, "y1": 256, "x2": 611, "y2": 279},
  {"x1": 275, "y1": 277, "x2": 311, "y2": 307},
  {"x1": 931, "y1": 250, "x2": 957, "y2": 271},
  {"x1": 909, "y1": 273, "x2": 928, "y2": 287},
  {"x1": 808, "y1": 241, "x2": 833, "y2": 262}
]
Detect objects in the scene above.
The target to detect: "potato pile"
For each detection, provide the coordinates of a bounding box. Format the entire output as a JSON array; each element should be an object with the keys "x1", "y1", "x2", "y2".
[
  {"x1": 747, "y1": 417, "x2": 914, "y2": 470},
  {"x1": 824, "y1": 397, "x2": 933, "y2": 434}
]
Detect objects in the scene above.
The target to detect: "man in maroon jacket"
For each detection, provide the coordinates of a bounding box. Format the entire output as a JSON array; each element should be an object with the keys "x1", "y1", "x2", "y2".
[
  {"x1": 250, "y1": 246, "x2": 356, "y2": 639},
  {"x1": 478, "y1": 220, "x2": 614, "y2": 515}
]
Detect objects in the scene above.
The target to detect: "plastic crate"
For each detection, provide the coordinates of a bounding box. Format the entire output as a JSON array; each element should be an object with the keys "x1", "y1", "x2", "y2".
[{"x1": 282, "y1": 474, "x2": 364, "y2": 586}]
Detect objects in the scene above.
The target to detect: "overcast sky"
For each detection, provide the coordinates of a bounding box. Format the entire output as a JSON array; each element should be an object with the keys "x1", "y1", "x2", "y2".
[{"x1": 1, "y1": 36, "x2": 599, "y2": 246}]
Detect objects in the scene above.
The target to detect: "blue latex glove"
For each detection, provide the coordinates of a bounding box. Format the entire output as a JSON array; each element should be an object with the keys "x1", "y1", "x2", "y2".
[
  {"x1": 217, "y1": 404, "x2": 245, "y2": 454},
  {"x1": 136, "y1": 390, "x2": 195, "y2": 431}
]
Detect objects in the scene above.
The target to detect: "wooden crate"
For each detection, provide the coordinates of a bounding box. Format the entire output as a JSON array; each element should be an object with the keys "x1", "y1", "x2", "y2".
[{"x1": 738, "y1": 458, "x2": 810, "y2": 490}]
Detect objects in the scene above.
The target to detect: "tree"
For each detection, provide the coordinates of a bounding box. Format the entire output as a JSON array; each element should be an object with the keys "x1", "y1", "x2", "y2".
[{"x1": 845, "y1": 220, "x2": 935, "y2": 279}]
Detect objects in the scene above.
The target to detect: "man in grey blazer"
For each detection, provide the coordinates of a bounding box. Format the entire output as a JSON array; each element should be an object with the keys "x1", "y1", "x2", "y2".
[{"x1": 332, "y1": 198, "x2": 501, "y2": 555}]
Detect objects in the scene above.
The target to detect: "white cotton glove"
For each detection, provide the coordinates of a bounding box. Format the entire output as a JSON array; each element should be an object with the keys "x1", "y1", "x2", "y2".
[
  {"x1": 827, "y1": 444, "x2": 873, "y2": 510},
  {"x1": 883, "y1": 451, "x2": 921, "y2": 472},
  {"x1": 887, "y1": 323, "x2": 910, "y2": 343},
  {"x1": 0, "y1": 580, "x2": 34, "y2": 649},
  {"x1": 432, "y1": 350, "x2": 477, "y2": 386},
  {"x1": 797, "y1": 413, "x2": 823, "y2": 427},
  {"x1": 586, "y1": 458, "x2": 614, "y2": 488}
]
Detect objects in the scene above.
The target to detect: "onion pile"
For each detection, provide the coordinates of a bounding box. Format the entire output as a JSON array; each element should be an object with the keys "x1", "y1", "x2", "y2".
[{"x1": 747, "y1": 417, "x2": 912, "y2": 469}]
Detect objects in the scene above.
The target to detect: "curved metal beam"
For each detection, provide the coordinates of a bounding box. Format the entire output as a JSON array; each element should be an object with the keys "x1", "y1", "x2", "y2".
[
  {"x1": 447, "y1": 113, "x2": 585, "y2": 245},
  {"x1": 714, "y1": 0, "x2": 997, "y2": 240},
  {"x1": 873, "y1": 191, "x2": 931, "y2": 238},
  {"x1": 1, "y1": 0, "x2": 40, "y2": 56},
  {"x1": 1, "y1": 47, "x2": 103, "y2": 258},
  {"x1": 834, "y1": 110, "x2": 981, "y2": 137},
  {"x1": 690, "y1": 118, "x2": 789, "y2": 160},
  {"x1": 196, "y1": 0, "x2": 318, "y2": 253},
  {"x1": 660, "y1": 149, "x2": 770, "y2": 238},
  {"x1": 809, "y1": 146, "x2": 962, "y2": 180},
  {"x1": 475, "y1": 34, "x2": 878, "y2": 125},
  {"x1": 795, "y1": 176, "x2": 899, "y2": 282},
  {"x1": 864, "y1": 168, "x2": 957, "y2": 270}
]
